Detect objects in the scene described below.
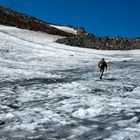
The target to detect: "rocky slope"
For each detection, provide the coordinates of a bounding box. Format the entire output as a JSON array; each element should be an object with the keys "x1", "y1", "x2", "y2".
[
  {"x1": 56, "y1": 35, "x2": 140, "y2": 50},
  {"x1": 0, "y1": 6, "x2": 140, "y2": 50},
  {"x1": 0, "y1": 6, "x2": 76, "y2": 37}
]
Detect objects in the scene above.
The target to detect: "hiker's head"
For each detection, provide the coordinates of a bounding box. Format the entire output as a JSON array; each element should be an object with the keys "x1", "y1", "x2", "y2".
[{"x1": 102, "y1": 58, "x2": 105, "y2": 61}]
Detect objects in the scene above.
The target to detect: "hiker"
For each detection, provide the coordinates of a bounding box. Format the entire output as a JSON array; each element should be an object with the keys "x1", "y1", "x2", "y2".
[{"x1": 98, "y1": 58, "x2": 107, "y2": 79}]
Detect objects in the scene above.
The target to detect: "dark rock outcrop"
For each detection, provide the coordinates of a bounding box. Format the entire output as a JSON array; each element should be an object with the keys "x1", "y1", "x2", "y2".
[
  {"x1": 0, "y1": 6, "x2": 75, "y2": 37},
  {"x1": 56, "y1": 35, "x2": 140, "y2": 50}
]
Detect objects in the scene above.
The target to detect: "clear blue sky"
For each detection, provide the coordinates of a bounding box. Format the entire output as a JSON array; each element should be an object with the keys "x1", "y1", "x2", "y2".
[{"x1": 0, "y1": 0, "x2": 140, "y2": 38}]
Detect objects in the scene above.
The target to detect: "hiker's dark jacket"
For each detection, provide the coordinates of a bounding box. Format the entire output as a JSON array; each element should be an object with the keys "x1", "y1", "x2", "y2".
[{"x1": 98, "y1": 60, "x2": 107, "y2": 69}]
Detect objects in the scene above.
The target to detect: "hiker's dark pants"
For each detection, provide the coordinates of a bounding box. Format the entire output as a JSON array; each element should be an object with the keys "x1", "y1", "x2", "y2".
[{"x1": 100, "y1": 68, "x2": 104, "y2": 79}]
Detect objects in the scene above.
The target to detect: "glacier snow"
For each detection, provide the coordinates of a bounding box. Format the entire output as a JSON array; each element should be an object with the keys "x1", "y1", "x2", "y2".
[{"x1": 0, "y1": 25, "x2": 140, "y2": 140}]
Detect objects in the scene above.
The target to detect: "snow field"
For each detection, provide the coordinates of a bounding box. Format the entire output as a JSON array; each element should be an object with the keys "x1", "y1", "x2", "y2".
[{"x1": 0, "y1": 25, "x2": 140, "y2": 140}]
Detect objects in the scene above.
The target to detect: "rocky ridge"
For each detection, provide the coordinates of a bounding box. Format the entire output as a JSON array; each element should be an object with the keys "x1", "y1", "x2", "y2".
[
  {"x1": 56, "y1": 35, "x2": 140, "y2": 50},
  {"x1": 0, "y1": 6, "x2": 140, "y2": 50},
  {"x1": 0, "y1": 6, "x2": 77, "y2": 37}
]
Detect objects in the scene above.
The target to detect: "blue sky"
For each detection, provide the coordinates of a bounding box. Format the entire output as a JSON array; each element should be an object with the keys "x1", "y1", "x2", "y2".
[{"x1": 0, "y1": 0, "x2": 140, "y2": 38}]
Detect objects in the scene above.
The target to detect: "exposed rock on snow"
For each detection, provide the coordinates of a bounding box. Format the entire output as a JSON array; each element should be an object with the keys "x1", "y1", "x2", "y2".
[{"x1": 56, "y1": 35, "x2": 140, "y2": 50}]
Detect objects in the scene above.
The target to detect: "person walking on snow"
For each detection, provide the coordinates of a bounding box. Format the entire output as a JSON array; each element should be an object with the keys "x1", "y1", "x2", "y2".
[{"x1": 98, "y1": 58, "x2": 107, "y2": 79}]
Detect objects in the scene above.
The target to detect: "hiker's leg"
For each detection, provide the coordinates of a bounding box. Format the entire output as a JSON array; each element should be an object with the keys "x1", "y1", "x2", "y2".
[{"x1": 100, "y1": 69, "x2": 104, "y2": 79}]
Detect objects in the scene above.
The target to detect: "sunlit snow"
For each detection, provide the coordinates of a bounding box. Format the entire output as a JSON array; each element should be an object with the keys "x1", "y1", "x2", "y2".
[
  {"x1": 50, "y1": 24, "x2": 77, "y2": 35},
  {"x1": 0, "y1": 25, "x2": 140, "y2": 140}
]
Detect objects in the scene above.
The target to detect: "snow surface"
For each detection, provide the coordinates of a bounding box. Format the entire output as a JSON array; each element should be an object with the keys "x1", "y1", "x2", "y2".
[
  {"x1": 50, "y1": 24, "x2": 77, "y2": 35},
  {"x1": 0, "y1": 25, "x2": 140, "y2": 140}
]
